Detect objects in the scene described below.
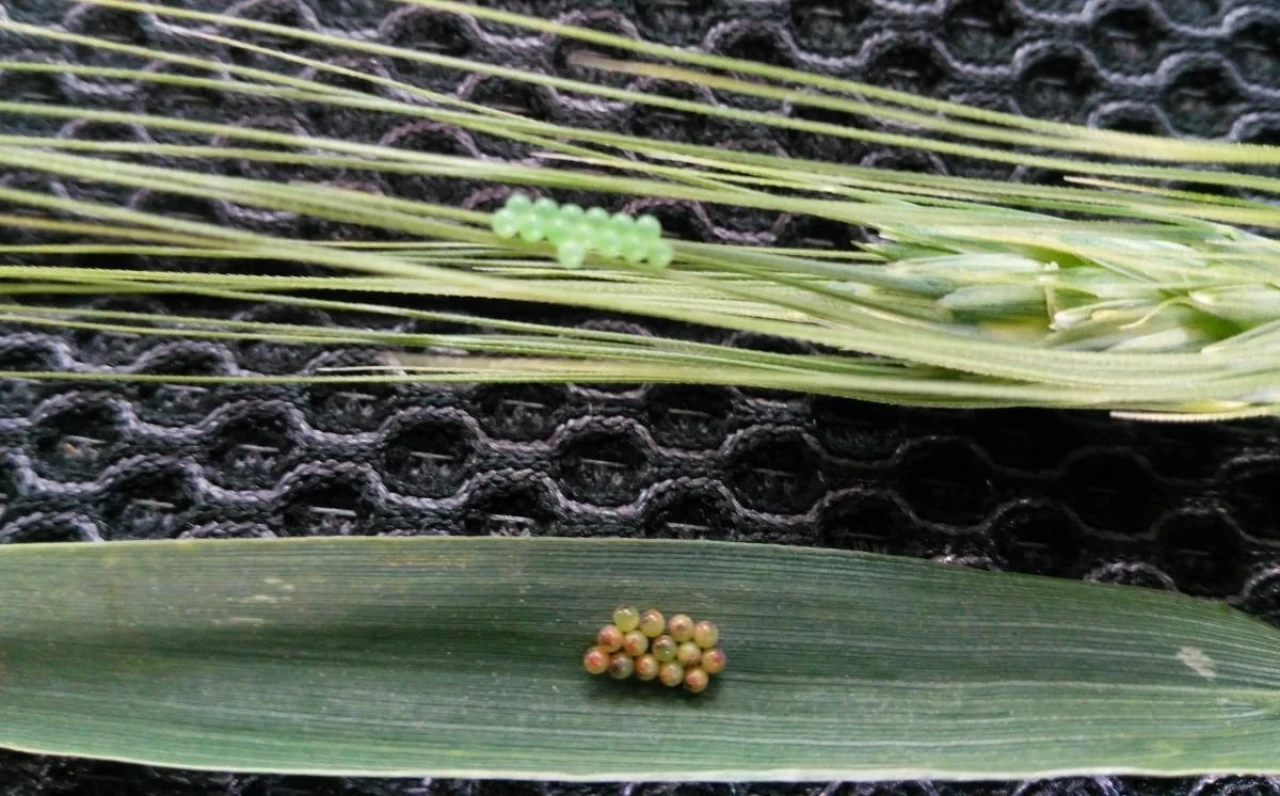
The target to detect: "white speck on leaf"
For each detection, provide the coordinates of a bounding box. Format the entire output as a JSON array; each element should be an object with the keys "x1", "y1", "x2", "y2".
[
  {"x1": 1177, "y1": 646, "x2": 1216, "y2": 679},
  {"x1": 226, "y1": 616, "x2": 267, "y2": 626}
]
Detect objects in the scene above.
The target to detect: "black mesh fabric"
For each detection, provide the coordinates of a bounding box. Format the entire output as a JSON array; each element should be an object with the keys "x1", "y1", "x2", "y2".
[{"x1": 5, "y1": 0, "x2": 1280, "y2": 794}]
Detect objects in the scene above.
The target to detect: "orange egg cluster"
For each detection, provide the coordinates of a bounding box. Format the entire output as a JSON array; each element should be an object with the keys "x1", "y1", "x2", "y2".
[{"x1": 582, "y1": 605, "x2": 725, "y2": 694}]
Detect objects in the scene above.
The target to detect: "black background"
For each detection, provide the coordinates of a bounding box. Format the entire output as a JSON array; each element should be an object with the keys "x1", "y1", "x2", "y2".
[{"x1": 5, "y1": 0, "x2": 1280, "y2": 793}]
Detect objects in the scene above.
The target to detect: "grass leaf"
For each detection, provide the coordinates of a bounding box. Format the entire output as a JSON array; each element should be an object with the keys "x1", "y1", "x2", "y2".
[
  {"x1": 6, "y1": 1, "x2": 1280, "y2": 419},
  {"x1": 4, "y1": 536, "x2": 1280, "y2": 780}
]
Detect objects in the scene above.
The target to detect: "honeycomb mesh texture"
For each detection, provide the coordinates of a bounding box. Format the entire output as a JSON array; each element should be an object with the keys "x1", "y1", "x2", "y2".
[{"x1": 5, "y1": 0, "x2": 1280, "y2": 793}]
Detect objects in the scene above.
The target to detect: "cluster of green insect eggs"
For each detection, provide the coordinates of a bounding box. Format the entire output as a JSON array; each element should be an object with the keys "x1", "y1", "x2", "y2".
[
  {"x1": 490, "y1": 193, "x2": 674, "y2": 270},
  {"x1": 582, "y1": 605, "x2": 725, "y2": 694}
]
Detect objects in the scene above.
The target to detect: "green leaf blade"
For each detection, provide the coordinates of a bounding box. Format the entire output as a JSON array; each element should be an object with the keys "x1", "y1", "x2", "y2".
[{"x1": 3, "y1": 537, "x2": 1280, "y2": 780}]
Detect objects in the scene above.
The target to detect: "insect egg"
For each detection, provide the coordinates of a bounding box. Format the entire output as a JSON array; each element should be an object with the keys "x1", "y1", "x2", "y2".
[
  {"x1": 622, "y1": 630, "x2": 649, "y2": 657},
  {"x1": 620, "y1": 231, "x2": 649, "y2": 265},
  {"x1": 651, "y1": 634, "x2": 677, "y2": 662},
  {"x1": 647, "y1": 240, "x2": 674, "y2": 269},
  {"x1": 572, "y1": 219, "x2": 597, "y2": 245},
  {"x1": 517, "y1": 214, "x2": 548, "y2": 244},
  {"x1": 700, "y1": 648, "x2": 726, "y2": 675},
  {"x1": 638, "y1": 609, "x2": 665, "y2": 638},
  {"x1": 635, "y1": 213, "x2": 662, "y2": 239},
  {"x1": 634, "y1": 654, "x2": 660, "y2": 681},
  {"x1": 668, "y1": 614, "x2": 694, "y2": 642},
  {"x1": 585, "y1": 607, "x2": 721, "y2": 693},
  {"x1": 506, "y1": 192, "x2": 533, "y2": 212},
  {"x1": 676, "y1": 640, "x2": 702, "y2": 667},
  {"x1": 546, "y1": 213, "x2": 575, "y2": 246},
  {"x1": 582, "y1": 646, "x2": 610, "y2": 675},
  {"x1": 597, "y1": 624, "x2": 624, "y2": 653},
  {"x1": 608, "y1": 652, "x2": 634, "y2": 680},
  {"x1": 693, "y1": 620, "x2": 719, "y2": 649},
  {"x1": 658, "y1": 661, "x2": 685, "y2": 687},
  {"x1": 557, "y1": 238, "x2": 588, "y2": 269},
  {"x1": 612, "y1": 605, "x2": 641, "y2": 633},
  {"x1": 490, "y1": 207, "x2": 521, "y2": 239},
  {"x1": 683, "y1": 667, "x2": 710, "y2": 694},
  {"x1": 596, "y1": 227, "x2": 624, "y2": 259}
]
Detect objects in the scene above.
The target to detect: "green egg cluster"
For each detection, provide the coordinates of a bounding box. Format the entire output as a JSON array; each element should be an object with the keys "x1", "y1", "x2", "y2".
[
  {"x1": 490, "y1": 193, "x2": 674, "y2": 270},
  {"x1": 583, "y1": 605, "x2": 724, "y2": 694}
]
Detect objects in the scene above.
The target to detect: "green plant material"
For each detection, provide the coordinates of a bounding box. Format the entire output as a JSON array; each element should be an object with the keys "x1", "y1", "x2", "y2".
[
  {"x1": 3, "y1": 537, "x2": 1280, "y2": 778},
  {"x1": 2, "y1": 2, "x2": 1280, "y2": 419},
  {"x1": 4, "y1": 6, "x2": 1280, "y2": 781}
]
